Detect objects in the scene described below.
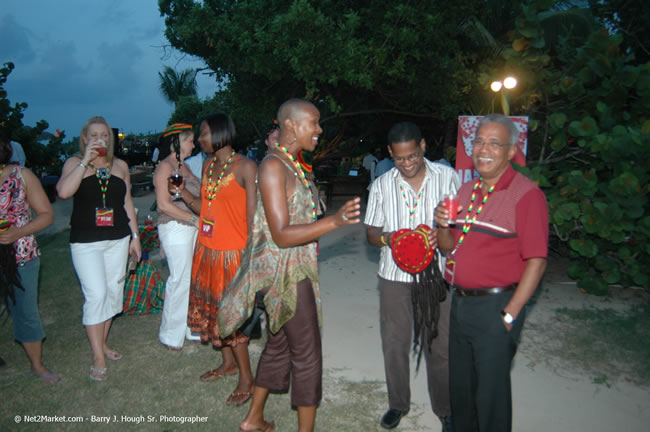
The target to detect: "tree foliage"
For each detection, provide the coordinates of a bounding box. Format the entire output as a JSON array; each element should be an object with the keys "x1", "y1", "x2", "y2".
[
  {"x1": 503, "y1": 1, "x2": 650, "y2": 294},
  {"x1": 158, "y1": 65, "x2": 199, "y2": 105},
  {"x1": 159, "y1": 0, "x2": 485, "y2": 150},
  {"x1": 588, "y1": 0, "x2": 650, "y2": 64},
  {"x1": 0, "y1": 62, "x2": 53, "y2": 173},
  {"x1": 159, "y1": 1, "x2": 650, "y2": 294}
]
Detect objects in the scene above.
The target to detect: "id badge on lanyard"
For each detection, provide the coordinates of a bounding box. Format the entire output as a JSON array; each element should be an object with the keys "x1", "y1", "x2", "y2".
[
  {"x1": 96, "y1": 207, "x2": 114, "y2": 227},
  {"x1": 200, "y1": 217, "x2": 215, "y2": 237}
]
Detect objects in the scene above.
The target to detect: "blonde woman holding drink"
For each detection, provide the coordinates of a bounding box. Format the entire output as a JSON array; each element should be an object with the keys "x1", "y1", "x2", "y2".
[{"x1": 57, "y1": 116, "x2": 141, "y2": 382}]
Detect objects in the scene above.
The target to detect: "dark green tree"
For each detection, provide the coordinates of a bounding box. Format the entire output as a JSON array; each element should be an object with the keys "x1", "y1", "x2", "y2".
[
  {"x1": 158, "y1": 0, "x2": 484, "y2": 152},
  {"x1": 501, "y1": 1, "x2": 650, "y2": 293},
  {"x1": 158, "y1": 65, "x2": 199, "y2": 105},
  {"x1": 0, "y1": 62, "x2": 50, "y2": 172},
  {"x1": 588, "y1": 0, "x2": 650, "y2": 64}
]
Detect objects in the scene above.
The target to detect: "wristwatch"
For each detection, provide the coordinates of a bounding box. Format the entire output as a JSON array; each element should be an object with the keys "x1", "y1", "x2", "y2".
[{"x1": 501, "y1": 310, "x2": 515, "y2": 325}]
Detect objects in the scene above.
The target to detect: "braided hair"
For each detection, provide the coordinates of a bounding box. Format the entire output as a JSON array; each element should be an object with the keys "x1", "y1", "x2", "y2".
[
  {"x1": 411, "y1": 257, "x2": 447, "y2": 371},
  {"x1": 170, "y1": 134, "x2": 182, "y2": 168},
  {"x1": 160, "y1": 123, "x2": 193, "y2": 167}
]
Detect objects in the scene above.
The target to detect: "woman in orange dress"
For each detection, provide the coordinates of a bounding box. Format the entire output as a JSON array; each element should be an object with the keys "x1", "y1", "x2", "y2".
[{"x1": 174, "y1": 113, "x2": 258, "y2": 406}]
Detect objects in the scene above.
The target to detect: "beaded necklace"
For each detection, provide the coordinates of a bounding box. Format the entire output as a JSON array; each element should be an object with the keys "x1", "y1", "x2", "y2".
[
  {"x1": 451, "y1": 177, "x2": 495, "y2": 256},
  {"x1": 88, "y1": 162, "x2": 112, "y2": 207},
  {"x1": 398, "y1": 182, "x2": 423, "y2": 223},
  {"x1": 0, "y1": 163, "x2": 5, "y2": 177},
  {"x1": 275, "y1": 143, "x2": 316, "y2": 220},
  {"x1": 205, "y1": 151, "x2": 236, "y2": 211}
]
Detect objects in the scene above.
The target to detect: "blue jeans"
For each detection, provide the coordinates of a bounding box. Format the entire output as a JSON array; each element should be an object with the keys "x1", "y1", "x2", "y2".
[{"x1": 7, "y1": 258, "x2": 45, "y2": 343}]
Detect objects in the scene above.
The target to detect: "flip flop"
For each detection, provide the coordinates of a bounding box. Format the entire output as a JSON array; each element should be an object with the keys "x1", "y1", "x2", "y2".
[
  {"x1": 29, "y1": 371, "x2": 62, "y2": 384},
  {"x1": 227, "y1": 389, "x2": 254, "y2": 406},
  {"x1": 199, "y1": 368, "x2": 237, "y2": 382},
  {"x1": 89, "y1": 366, "x2": 107, "y2": 382},
  {"x1": 239, "y1": 421, "x2": 275, "y2": 432},
  {"x1": 104, "y1": 349, "x2": 122, "y2": 360}
]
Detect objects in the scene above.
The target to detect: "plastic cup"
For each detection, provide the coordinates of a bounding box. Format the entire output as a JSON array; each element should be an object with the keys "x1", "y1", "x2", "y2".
[
  {"x1": 95, "y1": 139, "x2": 107, "y2": 156},
  {"x1": 443, "y1": 194, "x2": 459, "y2": 225}
]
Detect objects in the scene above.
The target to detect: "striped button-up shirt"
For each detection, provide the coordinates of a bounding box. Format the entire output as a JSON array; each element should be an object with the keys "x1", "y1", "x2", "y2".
[{"x1": 365, "y1": 158, "x2": 460, "y2": 283}]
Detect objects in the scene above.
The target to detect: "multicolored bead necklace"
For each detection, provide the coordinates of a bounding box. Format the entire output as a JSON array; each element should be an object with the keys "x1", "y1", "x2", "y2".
[
  {"x1": 451, "y1": 177, "x2": 495, "y2": 256},
  {"x1": 0, "y1": 164, "x2": 6, "y2": 176},
  {"x1": 398, "y1": 182, "x2": 423, "y2": 223},
  {"x1": 275, "y1": 143, "x2": 316, "y2": 220},
  {"x1": 205, "y1": 151, "x2": 236, "y2": 211},
  {"x1": 88, "y1": 162, "x2": 111, "y2": 207}
]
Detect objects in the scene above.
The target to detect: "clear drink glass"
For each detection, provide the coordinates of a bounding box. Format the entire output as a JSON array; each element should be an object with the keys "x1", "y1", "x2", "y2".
[{"x1": 170, "y1": 169, "x2": 183, "y2": 201}]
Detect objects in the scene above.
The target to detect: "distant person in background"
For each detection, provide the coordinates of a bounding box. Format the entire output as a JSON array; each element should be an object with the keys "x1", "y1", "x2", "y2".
[
  {"x1": 151, "y1": 145, "x2": 160, "y2": 166},
  {"x1": 184, "y1": 135, "x2": 209, "y2": 179},
  {"x1": 245, "y1": 145, "x2": 256, "y2": 161},
  {"x1": 363, "y1": 150, "x2": 379, "y2": 183},
  {"x1": 264, "y1": 122, "x2": 280, "y2": 155},
  {"x1": 56, "y1": 116, "x2": 142, "y2": 382},
  {"x1": 375, "y1": 148, "x2": 395, "y2": 179},
  {"x1": 1, "y1": 136, "x2": 58, "y2": 383},
  {"x1": 173, "y1": 113, "x2": 258, "y2": 406},
  {"x1": 153, "y1": 123, "x2": 199, "y2": 351},
  {"x1": 10, "y1": 141, "x2": 26, "y2": 167}
]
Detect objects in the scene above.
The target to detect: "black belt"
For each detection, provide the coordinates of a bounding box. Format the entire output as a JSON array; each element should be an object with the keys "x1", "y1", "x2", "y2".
[{"x1": 452, "y1": 284, "x2": 516, "y2": 297}]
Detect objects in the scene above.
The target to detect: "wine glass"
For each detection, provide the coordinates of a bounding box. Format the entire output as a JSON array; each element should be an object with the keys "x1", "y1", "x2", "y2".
[{"x1": 169, "y1": 169, "x2": 183, "y2": 201}]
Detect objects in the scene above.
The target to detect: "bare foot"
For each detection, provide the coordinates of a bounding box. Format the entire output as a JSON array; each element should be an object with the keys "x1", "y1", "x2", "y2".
[
  {"x1": 239, "y1": 420, "x2": 275, "y2": 432},
  {"x1": 227, "y1": 385, "x2": 254, "y2": 406},
  {"x1": 199, "y1": 365, "x2": 238, "y2": 382},
  {"x1": 30, "y1": 367, "x2": 62, "y2": 384},
  {"x1": 103, "y1": 345, "x2": 122, "y2": 360}
]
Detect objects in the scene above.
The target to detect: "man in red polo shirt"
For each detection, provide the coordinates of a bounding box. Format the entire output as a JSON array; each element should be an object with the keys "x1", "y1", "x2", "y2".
[{"x1": 435, "y1": 114, "x2": 548, "y2": 432}]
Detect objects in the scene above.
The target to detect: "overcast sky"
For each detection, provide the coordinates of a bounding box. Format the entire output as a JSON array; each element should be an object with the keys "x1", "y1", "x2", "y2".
[{"x1": 0, "y1": 0, "x2": 217, "y2": 138}]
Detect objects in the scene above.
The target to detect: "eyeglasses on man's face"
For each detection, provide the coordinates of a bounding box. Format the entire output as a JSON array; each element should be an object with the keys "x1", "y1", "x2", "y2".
[
  {"x1": 471, "y1": 139, "x2": 506, "y2": 150},
  {"x1": 393, "y1": 149, "x2": 421, "y2": 164}
]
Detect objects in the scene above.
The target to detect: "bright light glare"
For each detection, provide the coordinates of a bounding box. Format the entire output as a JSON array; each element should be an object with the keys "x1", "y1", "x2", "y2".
[
  {"x1": 490, "y1": 81, "x2": 502, "y2": 92},
  {"x1": 503, "y1": 77, "x2": 517, "y2": 89}
]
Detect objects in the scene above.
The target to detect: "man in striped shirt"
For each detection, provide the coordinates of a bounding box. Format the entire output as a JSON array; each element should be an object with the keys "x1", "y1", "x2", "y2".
[{"x1": 365, "y1": 121, "x2": 460, "y2": 431}]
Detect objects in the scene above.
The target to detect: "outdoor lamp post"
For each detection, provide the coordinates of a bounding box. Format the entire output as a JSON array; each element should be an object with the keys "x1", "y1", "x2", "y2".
[{"x1": 490, "y1": 76, "x2": 517, "y2": 116}]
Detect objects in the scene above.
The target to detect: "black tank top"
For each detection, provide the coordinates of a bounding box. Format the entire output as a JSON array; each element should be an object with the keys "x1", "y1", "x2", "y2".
[{"x1": 69, "y1": 175, "x2": 131, "y2": 243}]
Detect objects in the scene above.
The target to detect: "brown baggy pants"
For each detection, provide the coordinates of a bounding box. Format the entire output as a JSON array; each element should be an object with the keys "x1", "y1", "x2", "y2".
[{"x1": 255, "y1": 279, "x2": 322, "y2": 406}]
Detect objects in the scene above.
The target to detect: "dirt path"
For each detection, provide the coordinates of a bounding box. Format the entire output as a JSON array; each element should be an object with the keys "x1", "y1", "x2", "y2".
[{"x1": 45, "y1": 192, "x2": 650, "y2": 431}]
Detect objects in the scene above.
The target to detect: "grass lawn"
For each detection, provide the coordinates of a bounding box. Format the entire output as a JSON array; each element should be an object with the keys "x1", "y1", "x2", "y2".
[{"x1": 1, "y1": 230, "x2": 386, "y2": 431}]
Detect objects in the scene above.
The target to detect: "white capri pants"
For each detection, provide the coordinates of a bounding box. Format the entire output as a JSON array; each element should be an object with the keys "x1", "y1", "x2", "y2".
[
  {"x1": 71, "y1": 236, "x2": 130, "y2": 326},
  {"x1": 157, "y1": 221, "x2": 198, "y2": 348}
]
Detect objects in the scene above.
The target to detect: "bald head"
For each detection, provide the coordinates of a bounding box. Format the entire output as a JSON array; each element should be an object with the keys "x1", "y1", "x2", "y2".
[{"x1": 277, "y1": 99, "x2": 317, "y2": 127}]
